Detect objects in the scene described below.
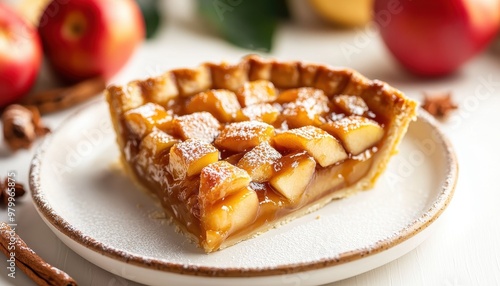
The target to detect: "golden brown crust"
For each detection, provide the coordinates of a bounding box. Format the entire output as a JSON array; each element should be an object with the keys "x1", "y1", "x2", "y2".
[
  {"x1": 207, "y1": 61, "x2": 249, "y2": 92},
  {"x1": 246, "y1": 55, "x2": 272, "y2": 81},
  {"x1": 298, "y1": 62, "x2": 321, "y2": 87},
  {"x1": 270, "y1": 61, "x2": 300, "y2": 88},
  {"x1": 105, "y1": 55, "x2": 418, "y2": 253},
  {"x1": 313, "y1": 66, "x2": 353, "y2": 97},
  {"x1": 172, "y1": 65, "x2": 212, "y2": 97},
  {"x1": 140, "y1": 72, "x2": 179, "y2": 105}
]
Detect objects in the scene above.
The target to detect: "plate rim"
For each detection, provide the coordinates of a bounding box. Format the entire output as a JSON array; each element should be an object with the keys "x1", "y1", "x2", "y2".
[{"x1": 29, "y1": 101, "x2": 458, "y2": 277}]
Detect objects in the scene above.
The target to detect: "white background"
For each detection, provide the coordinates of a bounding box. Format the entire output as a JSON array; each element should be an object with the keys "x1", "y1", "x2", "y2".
[{"x1": 1, "y1": 1, "x2": 500, "y2": 285}]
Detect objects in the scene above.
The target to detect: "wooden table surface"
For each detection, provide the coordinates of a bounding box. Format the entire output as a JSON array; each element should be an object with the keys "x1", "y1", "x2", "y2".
[{"x1": 1, "y1": 1, "x2": 499, "y2": 285}]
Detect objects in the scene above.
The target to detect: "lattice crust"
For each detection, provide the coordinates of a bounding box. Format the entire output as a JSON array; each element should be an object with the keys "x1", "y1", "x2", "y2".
[{"x1": 106, "y1": 55, "x2": 418, "y2": 252}]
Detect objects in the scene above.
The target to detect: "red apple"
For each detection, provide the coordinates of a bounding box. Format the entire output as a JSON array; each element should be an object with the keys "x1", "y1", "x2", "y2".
[
  {"x1": 0, "y1": 3, "x2": 42, "y2": 107},
  {"x1": 38, "y1": 0, "x2": 145, "y2": 82},
  {"x1": 374, "y1": 0, "x2": 500, "y2": 76}
]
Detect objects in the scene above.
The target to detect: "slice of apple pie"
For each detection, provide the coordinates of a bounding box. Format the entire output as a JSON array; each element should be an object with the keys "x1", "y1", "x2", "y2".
[{"x1": 105, "y1": 56, "x2": 417, "y2": 252}]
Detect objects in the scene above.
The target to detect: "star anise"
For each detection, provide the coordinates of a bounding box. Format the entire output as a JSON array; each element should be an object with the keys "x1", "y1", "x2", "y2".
[{"x1": 422, "y1": 92, "x2": 458, "y2": 119}]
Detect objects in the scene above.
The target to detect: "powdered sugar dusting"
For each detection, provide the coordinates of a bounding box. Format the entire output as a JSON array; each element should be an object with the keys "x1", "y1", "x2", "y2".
[
  {"x1": 238, "y1": 142, "x2": 282, "y2": 169},
  {"x1": 175, "y1": 139, "x2": 218, "y2": 164},
  {"x1": 240, "y1": 103, "x2": 279, "y2": 121},
  {"x1": 287, "y1": 126, "x2": 329, "y2": 140},
  {"x1": 238, "y1": 80, "x2": 277, "y2": 106},
  {"x1": 333, "y1": 95, "x2": 368, "y2": 116},
  {"x1": 280, "y1": 88, "x2": 329, "y2": 125},
  {"x1": 174, "y1": 112, "x2": 221, "y2": 142},
  {"x1": 201, "y1": 161, "x2": 233, "y2": 183},
  {"x1": 283, "y1": 96, "x2": 328, "y2": 118},
  {"x1": 333, "y1": 115, "x2": 372, "y2": 132},
  {"x1": 200, "y1": 161, "x2": 250, "y2": 198},
  {"x1": 127, "y1": 102, "x2": 159, "y2": 118},
  {"x1": 219, "y1": 121, "x2": 272, "y2": 141},
  {"x1": 141, "y1": 129, "x2": 176, "y2": 154}
]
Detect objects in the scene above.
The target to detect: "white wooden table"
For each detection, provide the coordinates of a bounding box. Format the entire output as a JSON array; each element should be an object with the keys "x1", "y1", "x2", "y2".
[{"x1": 1, "y1": 1, "x2": 500, "y2": 285}]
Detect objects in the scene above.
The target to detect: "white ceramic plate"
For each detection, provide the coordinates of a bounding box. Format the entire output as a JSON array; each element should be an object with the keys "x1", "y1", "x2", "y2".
[{"x1": 30, "y1": 100, "x2": 457, "y2": 286}]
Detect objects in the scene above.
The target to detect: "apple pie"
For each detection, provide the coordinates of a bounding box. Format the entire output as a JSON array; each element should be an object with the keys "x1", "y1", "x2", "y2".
[{"x1": 105, "y1": 56, "x2": 417, "y2": 252}]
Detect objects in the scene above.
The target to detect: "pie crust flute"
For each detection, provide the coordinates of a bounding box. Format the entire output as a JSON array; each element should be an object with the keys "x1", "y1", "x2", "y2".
[{"x1": 105, "y1": 55, "x2": 418, "y2": 253}]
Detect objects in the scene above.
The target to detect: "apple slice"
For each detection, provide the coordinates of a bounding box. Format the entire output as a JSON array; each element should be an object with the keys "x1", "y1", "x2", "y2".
[
  {"x1": 199, "y1": 161, "x2": 251, "y2": 209},
  {"x1": 237, "y1": 142, "x2": 282, "y2": 183},
  {"x1": 236, "y1": 80, "x2": 276, "y2": 107},
  {"x1": 332, "y1": 94, "x2": 368, "y2": 116},
  {"x1": 169, "y1": 139, "x2": 219, "y2": 180},
  {"x1": 185, "y1": 89, "x2": 241, "y2": 122},
  {"x1": 141, "y1": 72, "x2": 178, "y2": 105},
  {"x1": 203, "y1": 187, "x2": 258, "y2": 234},
  {"x1": 274, "y1": 126, "x2": 347, "y2": 167},
  {"x1": 270, "y1": 151, "x2": 316, "y2": 204},
  {"x1": 123, "y1": 103, "x2": 172, "y2": 138},
  {"x1": 322, "y1": 115, "x2": 384, "y2": 155},
  {"x1": 214, "y1": 121, "x2": 275, "y2": 152},
  {"x1": 275, "y1": 87, "x2": 327, "y2": 103},
  {"x1": 171, "y1": 112, "x2": 221, "y2": 143},
  {"x1": 235, "y1": 103, "x2": 280, "y2": 124},
  {"x1": 140, "y1": 129, "x2": 179, "y2": 157},
  {"x1": 277, "y1": 88, "x2": 330, "y2": 128}
]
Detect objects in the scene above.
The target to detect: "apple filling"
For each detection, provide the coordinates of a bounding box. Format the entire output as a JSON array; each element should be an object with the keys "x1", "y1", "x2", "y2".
[{"x1": 106, "y1": 56, "x2": 417, "y2": 252}]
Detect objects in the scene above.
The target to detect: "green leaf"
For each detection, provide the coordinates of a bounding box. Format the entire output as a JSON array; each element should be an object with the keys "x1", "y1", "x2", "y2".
[
  {"x1": 197, "y1": 0, "x2": 281, "y2": 52},
  {"x1": 274, "y1": 0, "x2": 291, "y2": 20},
  {"x1": 136, "y1": 0, "x2": 162, "y2": 39}
]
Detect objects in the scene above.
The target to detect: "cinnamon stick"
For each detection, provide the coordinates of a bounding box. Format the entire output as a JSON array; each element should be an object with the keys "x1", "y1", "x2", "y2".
[
  {"x1": 23, "y1": 77, "x2": 106, "y2": 114},
  {"x1": 0, "y1": 223, "x2": 77, "y2": 286}
]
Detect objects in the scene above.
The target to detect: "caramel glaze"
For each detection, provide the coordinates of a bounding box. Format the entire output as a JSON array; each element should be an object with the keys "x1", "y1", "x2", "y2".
[{"x1": 120, "y1": 89, "x2": 389, "y2": 250}]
